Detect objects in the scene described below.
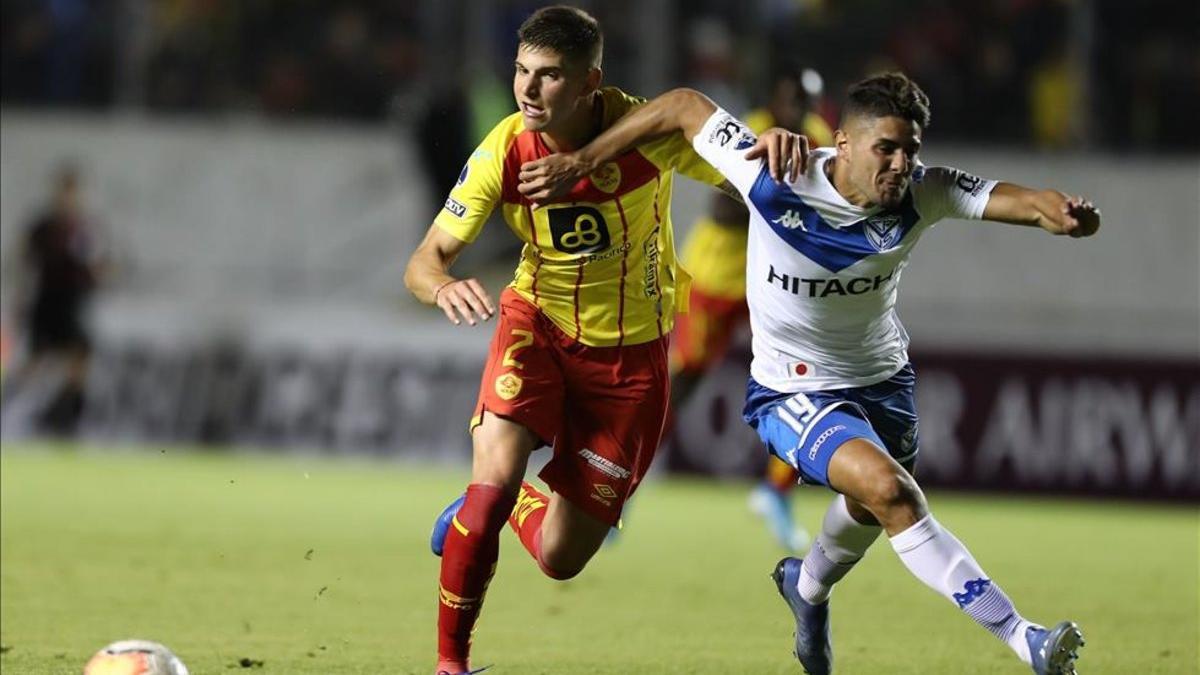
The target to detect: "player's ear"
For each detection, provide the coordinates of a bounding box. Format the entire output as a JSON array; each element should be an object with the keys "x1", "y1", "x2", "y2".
[
  {"x1": 833, "y1": 128, "x2": 850, "y2": 161},
  {"x1": 583, "y1": 66, "x2": 602, "y2": 96}
]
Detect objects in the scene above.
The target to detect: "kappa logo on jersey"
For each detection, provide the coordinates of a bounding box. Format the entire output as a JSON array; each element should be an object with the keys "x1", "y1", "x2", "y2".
[
  {"x1": 444, "y1": 197, "x2": 467, "y2": 218},
  {"x1": 900, "y1": 424, "x2": 918, "y2": 454},
  {"x1": 456, "y1": 163, "x2": 469, "y2": 185},
  {"x1": 865, "y1": 214, "x2": 903, "y2": 251},
  {"x1": 548, "y1": 206, "x2": 611, "y2": 254},
  {"x1": 773, "y1": 209, "x2": 808, "y2": 231}
]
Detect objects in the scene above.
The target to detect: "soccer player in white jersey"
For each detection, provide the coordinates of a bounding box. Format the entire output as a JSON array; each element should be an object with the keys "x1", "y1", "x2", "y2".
[{"x1": 517, "y1": 72, "x2": 1099, "y2": 675}]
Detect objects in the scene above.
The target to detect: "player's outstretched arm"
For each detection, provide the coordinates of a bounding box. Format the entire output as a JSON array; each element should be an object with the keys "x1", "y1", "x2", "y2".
[
  {"x1": 983, "y1": 183, "x2": 1101, "y2": 238},
  {"x1": 404, "y1": 224, "x2": 495, "y2": 326},
  {"x1": 518, "y1": 88, "x2": 719, "y2": 203}
]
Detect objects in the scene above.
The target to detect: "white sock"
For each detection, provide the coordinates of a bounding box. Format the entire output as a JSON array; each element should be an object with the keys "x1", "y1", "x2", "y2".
[
  {"x1": 797, "y1": 495, "x2": 882, "y2": 604},
  {"x1": 889, "y1": 514, "x2": 1036, "y2": 664}
]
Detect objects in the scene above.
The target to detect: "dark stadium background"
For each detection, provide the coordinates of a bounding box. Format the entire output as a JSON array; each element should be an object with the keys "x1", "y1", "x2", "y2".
[
  {"x1": 0, "y1": 2, "x2": 1197, "y2": 672},
  {"x1": 4, "y1": 0, "x2": 1194, "y2": 498}
]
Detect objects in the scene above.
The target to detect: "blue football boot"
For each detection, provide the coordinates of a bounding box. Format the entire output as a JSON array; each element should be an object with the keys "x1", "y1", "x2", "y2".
[
  {"x1": 772, "y1": 557, "x2": 832, "y2": 675},
  {"x1": 1026, "y1": 621, "x2": 1085, "y2": 675},
  {"x1": 430, "y1": 493, "x2": 466, "y2": 557}
]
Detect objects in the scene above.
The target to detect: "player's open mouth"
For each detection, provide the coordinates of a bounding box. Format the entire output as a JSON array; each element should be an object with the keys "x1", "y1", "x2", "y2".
[{"x1": 521, "y1": 102, "x2": 546, "y2": 119}]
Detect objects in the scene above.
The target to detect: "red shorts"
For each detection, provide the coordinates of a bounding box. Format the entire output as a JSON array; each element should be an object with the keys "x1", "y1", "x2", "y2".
[
  {"x1": 670, "y1": 290, "x2": 748, "y2": 374},
  {"x1": 471, "y1": 288, "x2": 670, "y2": 526}
]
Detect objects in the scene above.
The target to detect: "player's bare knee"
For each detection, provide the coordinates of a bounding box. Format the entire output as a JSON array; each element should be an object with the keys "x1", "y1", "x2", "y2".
[
  {"x1": 470, "y1": 420, "x2": 536, "y2": 491},
  {"x1": 537, "y1": 555, "x2": 586, "y2": 581},
  {"x1": 537, "y1": 516, "x2": 606, "y2": 580},
  {"x1": 844, "y1": 496, "x2": 882, "y2": 527},
  {"x1": 468, "y1": 448, "x2": 524, "y2": 493},
  {"x1": 862, "y1": 470, "x2": 925, "y2": 520},
  {"x1": 536, "y1": 544, "x2": 592, "y2": 580}
]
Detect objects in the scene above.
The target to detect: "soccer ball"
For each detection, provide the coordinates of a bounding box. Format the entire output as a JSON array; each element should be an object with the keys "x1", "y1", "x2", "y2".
[{"x1": 82, "y1": 640, "x2": 189, "y2": 675}]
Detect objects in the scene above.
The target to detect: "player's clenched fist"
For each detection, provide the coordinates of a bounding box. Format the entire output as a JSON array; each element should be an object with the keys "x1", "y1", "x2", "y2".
[
  {"x1": 434, "y1": 278, "x2": 495, "y2": 326},
  {"x1": 1061, "y1": 196, "x2": 1100, "y2": 238}
]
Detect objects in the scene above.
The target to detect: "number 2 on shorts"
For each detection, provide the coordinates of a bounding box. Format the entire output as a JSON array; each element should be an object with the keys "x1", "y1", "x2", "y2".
[{"x1": 502, "y1": 329, "x2": 534, "y2": 369}]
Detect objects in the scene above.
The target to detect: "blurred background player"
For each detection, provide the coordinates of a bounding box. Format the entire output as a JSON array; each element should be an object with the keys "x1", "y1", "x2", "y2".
[
  {"x1": 1, "y1": 163, "x2": 108, "y2": 437},
  {"x1": 402, "y1": 7, "x2": 724, "y2": 674},
  {"x1": 671, "y1": 67, "x2": 833, "y2": 553}
]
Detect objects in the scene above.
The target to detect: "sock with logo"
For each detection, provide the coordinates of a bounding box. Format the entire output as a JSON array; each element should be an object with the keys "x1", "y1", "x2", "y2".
[
  {"x1": 437, "y1": 483, "x2": 516, "y2": 673},
  {"x1": 889, "y1": 514, "x2": 1036, "y2": 664},
  {"x1": 507, "y1": 481, "x2": 572, "y2": 579},
  {"x1": 797, "y1": 494, "x2": 882, "y2": 604}
]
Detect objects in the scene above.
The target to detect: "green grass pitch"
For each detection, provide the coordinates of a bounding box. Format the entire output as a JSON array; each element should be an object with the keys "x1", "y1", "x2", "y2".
[{"x1": 1, "y1": 443, "x2": 1196, "y2": 674}]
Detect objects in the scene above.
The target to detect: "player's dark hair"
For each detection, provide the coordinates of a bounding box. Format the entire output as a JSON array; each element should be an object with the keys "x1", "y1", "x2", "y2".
[
  {"x1": 517, "y1": 5, "x2": 603, "y2": 70},
  {"x1": 842, "y1": 72, "x2": 931, "y2": 129}
]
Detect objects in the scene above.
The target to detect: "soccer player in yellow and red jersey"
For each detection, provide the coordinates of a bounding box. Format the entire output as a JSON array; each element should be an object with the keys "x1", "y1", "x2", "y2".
[
  {"x1": 403, "y1": 7, "x2": 725, "y2": 674},
  {"x1": 672, "y1": 70, "x2": 834, "y2": 553}
]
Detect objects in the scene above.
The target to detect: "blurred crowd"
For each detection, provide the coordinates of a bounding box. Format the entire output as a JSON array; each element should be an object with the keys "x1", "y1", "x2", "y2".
[
  {"x1": 1, "y1": 0, "x2": 422, "y2": 119},
  {"x1": 2, "y1": 0, "x2": 1197, "y2": 151}
]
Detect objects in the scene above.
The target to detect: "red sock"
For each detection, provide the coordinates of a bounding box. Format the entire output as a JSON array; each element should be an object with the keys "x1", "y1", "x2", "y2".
[
  {"x1": 437, "y1": 483, "x2": 516, "y2": 672},
  {"x1": 766, "y1": 455, "x2": 799, "y2": 493},
  {"x1": 508, "y1": 482, "x2": 567, "y2": 579}
]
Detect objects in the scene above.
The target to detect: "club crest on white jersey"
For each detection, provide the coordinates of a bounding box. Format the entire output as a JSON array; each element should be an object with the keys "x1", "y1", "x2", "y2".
[{"x1": 865, "y1": 214, "x2": 903, "y2": 251}]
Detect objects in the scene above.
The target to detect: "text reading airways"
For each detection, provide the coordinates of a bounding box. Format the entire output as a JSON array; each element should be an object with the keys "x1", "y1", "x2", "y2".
[{"x1": 766, "y1": 264, "x2": 896, "y2": 297}]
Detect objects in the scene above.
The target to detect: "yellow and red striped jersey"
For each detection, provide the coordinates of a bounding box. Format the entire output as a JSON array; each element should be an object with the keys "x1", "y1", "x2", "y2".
[
  {"x1": 682, "y1": 109, "x2": 834, "y2": 299},
  {"x1": 434, "y1": 87, "x2": 724, "y2": 347}
]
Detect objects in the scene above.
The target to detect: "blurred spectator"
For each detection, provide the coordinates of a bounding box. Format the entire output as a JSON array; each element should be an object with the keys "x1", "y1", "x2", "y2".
[
  {"x1": 0, "y1": 0, "x2": 1196, "y2": 151},
  {"x1": 144, "y1": 0, "x2": 237, "y2": 112},
  {"x1": 413, "y1": 79, "x2": 473, "y2": 218},
  {"x1": 1030, "y1": 43, "x2": 1083, "y2": 149},
  {"x1": 1, "y1": 0, "x2": 116, "y2": 106},
  {"x1": 313, "y1": 6, "x2": 386, "y2": 119},
  {"x1": 684, "y1": 16, "x2": 748, "y2": 114},
  {"x1": 1, "y1": 164, "x2": 109, "y2": 436}
]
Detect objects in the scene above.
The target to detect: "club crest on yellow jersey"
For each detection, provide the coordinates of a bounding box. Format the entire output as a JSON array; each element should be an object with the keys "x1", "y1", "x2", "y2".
[{"x1": 589, "y1": 162, "x2": 622, "y2": 193}]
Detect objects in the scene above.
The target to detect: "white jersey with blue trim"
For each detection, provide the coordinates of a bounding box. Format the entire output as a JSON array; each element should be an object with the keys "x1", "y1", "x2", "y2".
[{"x1": 692, "y1": 109, "x2": 998, "y2": 392}]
